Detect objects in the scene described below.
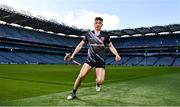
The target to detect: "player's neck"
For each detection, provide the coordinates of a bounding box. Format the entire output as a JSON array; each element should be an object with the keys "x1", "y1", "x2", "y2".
[{"x1": 94, "y1": 30, "x2": 101, "y2": 36}]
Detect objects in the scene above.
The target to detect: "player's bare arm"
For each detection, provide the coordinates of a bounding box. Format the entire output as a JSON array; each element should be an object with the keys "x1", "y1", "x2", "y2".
[
  {"x1": 70, "y1": 40, "x2": 85, "y2": 59},
  {"x1": 109, "y1": 42, "x2": 121, "y2": 61}
]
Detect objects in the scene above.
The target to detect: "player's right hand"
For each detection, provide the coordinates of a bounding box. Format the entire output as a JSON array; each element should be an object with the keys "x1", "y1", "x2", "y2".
[
  {"x1": 68, "y1": 56, "x2": 74, "y2": 61},
  {"x1": 64, "y1": 53, "x2": 73, "y2": 61}
]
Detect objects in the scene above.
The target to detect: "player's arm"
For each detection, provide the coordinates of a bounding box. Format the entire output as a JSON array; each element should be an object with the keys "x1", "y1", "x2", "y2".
[
  {"x1": 70, "y1": 40, "x2": 85, "y2": 59},
  {"x1": 109, "y1": 42, "x2": 121, "y2": 61}
]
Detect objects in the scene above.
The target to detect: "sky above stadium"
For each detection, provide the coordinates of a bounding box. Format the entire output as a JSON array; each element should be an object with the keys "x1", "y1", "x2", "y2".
[{"x1": 0, "y1": 0, "x2": 179, "y2": 30}]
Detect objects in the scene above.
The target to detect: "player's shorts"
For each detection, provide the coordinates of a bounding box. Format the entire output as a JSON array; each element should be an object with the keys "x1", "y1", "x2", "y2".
[{"x1": 85, "y1": 59, "x2": 105, "y2": 68}]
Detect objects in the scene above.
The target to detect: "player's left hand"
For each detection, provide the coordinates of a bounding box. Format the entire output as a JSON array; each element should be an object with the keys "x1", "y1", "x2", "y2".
[{"x1": 115, "y1": 55, "x2": 121, "y2": 61}]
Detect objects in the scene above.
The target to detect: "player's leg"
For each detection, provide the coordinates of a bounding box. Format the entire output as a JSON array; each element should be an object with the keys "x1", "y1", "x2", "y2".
[
  {"x1": 95, "y1": 68, "x2": 105, "y2": 91},
  {"x1": 67, "y1": 63, "x2": 92, "y2": 100},
  {"x1": 73, "y1": 63, "x2": 92, "y2": 90}
]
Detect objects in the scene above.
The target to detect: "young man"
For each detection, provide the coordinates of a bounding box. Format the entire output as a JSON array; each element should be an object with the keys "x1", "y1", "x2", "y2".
[{"x1": 67, "y1": 17, "x2": 121, "y2": 100}]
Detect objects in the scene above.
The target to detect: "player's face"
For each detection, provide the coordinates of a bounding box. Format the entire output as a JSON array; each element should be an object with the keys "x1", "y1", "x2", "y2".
[{"x1": 94, "y1": 20, "x2": 103, "y2": 31}]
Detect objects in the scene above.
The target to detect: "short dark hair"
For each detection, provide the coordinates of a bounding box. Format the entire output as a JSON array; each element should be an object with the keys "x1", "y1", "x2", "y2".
[{"x1": 95, "y1": 17, "x2": 103, "y2": 22}]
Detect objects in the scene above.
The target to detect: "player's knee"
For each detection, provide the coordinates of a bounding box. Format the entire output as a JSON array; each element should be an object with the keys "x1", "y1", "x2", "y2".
[{"x1": 78, "y1": 74, "x2": 86, "y2": 80}]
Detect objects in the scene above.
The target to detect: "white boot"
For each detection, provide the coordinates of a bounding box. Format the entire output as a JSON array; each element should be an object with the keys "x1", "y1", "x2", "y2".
[
  {"x1": 67, "y1": 93, "x2": 77, "y2": 100},
  {"x1": 96, "y1": 84, "x2": 101, "y2": 92}
]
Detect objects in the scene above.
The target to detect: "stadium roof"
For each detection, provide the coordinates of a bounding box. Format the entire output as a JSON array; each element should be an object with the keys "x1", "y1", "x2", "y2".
[
  {"x1": 0, "y1": 4, "x2": 180, "y2": 37},
  {"x1": 109, "y1": 24, "x2": 180, "y2": 37},
  {"x1": 0, "y1": 4, "x2": 84, "y2": 36}
]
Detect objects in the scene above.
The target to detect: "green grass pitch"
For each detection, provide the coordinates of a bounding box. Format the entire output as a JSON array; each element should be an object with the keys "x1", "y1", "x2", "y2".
[{"x1": 0, "y1": 64, "x2": 180, "y2": 106}]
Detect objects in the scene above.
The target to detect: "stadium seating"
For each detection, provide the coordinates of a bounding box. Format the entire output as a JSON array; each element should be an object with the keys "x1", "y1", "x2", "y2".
[
  {"x1": 113, "y1": 35, "x2": 179, "y2": 48},
  {"x1": 0, "y1": 23, "x2": 179, "y2": 66},
  {"x1": 154, "y1": 56, "x2": 174, "y2": 66},
  {"x1": 0, "y1": 24, "x2": 81, "y2": 47},
  {"x1": 139, "y1": 56, "x2": 158, "y2": 66},
  {"x1": 0, "y1": 50, "x2": 67, "y2": 64},
  {"x1": 173, "y1": 57, "x2": 180, "y2": 66}
]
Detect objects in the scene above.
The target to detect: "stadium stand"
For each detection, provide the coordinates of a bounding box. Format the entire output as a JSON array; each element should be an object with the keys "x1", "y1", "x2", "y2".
[{"x1": 0, "y1": 4, "x2": 179, "y2": 66}]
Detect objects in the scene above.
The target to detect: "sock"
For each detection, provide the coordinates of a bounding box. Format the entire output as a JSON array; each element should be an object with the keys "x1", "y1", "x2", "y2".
[
  {"x1": 96, "y1": 83, "x2": 100, "y2": 87},
  {"x1": 72, "y1": 89, "x2": 77, "y2": 95}
]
